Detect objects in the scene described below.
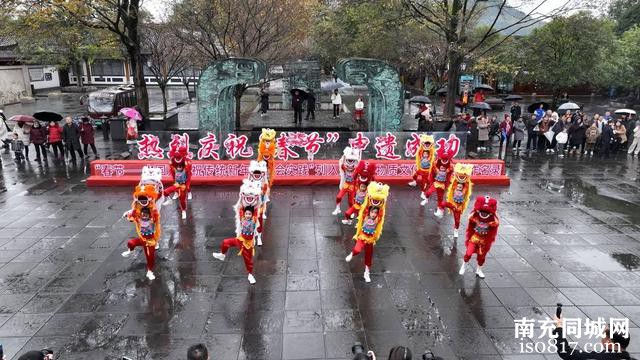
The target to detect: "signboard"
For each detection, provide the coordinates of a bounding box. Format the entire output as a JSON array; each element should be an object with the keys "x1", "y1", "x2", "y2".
[{"x1": 87, "y1": 159, "x2": 509, "y2": 187}]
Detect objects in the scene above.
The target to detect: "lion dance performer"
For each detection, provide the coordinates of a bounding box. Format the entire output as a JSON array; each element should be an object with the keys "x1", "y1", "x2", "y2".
[
  {"x1": 342, "y1": 160, "x2": 376, "y2": 225},
  {"x1": 345, "y1": 181, "x2": 389, "y2": 283},
  {"x1": 426, "y1": 146, "x2": 454, "y2": 218},
  {"x1": 458, "y1": 196, "x2": 499, "y2": 279},
  {"x1": 247, "y1": 160, "x2": 270, "y2": 219},
  {"x1": 332, "y1": 146, "x2": 362, "y2": 215},
  {"x1": 139, "y1": 166, "x2": 165, "y2": 212},
  {"x1": 163, "y1": 145, "x2": 192, "y2": 219},
  {"x1": 408, "y1": 134, "x2": 436, "y2": 206},
  {"x1": 121, "y1": 185, "x2": 162, "y2": 280},
  {"x1": 442, "y1": 163, "x2": 474, "y2": 238},
  {"x1": 257, "y1": 128, "x2": 277, "y2": 190},
  {"x1": 212, "y1": 180, "x2": 262, "y2": 284}
]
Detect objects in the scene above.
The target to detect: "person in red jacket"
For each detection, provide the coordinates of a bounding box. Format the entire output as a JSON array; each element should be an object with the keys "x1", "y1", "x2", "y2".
[
  {"x1": 29, "y1": 121, "x2": 48, "y2": 162},
  {"x1": 80, "y1": 117, "x2": 98, "y2": 157},
  {"x1": 425, "y1": 146, "x2": 454, "y2": 218},
  {"x1": 46, "y1": 121, "x2": 64, "y2": 159},
  {"x1": 163, "y1": 146, "x2": 192, "y2": 220},
  {"x1": 458, "y1": 196, "x2": 499, "y2": 279}
]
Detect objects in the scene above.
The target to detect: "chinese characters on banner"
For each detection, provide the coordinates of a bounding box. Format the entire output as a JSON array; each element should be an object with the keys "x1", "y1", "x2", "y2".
[{"x1": 137, "y1": 132, "x2": 461, "y2": 161}]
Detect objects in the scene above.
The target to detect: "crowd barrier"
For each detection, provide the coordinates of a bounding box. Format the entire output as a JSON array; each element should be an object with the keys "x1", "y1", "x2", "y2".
[{"x1": 86, "y1": 159, "x2": 510, "y2": 187}]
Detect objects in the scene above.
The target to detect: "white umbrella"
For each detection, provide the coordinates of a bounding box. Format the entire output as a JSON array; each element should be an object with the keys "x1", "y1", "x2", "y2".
[
  {"x1": 557, "y1": 102, "x2": 580, "y2": 111},
  {"x1": 614, "y1": 109, "x2": 636, "y2": 116}
]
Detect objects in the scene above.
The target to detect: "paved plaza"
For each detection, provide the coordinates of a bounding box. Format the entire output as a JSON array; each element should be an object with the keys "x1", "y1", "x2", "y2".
[{"x1": 0, "y1": 145, "x2": 638, "y2": 359}]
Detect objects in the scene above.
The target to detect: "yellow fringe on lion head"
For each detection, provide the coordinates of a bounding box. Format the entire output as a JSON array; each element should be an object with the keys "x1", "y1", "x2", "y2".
[
  {"x1": 415, "y1": 134, "x2": 435, "y2": 170},
  {"x1": 446, "y1": 163, "x2": 474, "y2": 213},
  {"x1": 129, "y1": 184, "x2": 161, "y2": 245},
  {"x1": 258, "y1": 128, "x2": 277, "y2": 186},
  {"x1": 353, "y1": 181, "x2": 390, "y2": 245}
]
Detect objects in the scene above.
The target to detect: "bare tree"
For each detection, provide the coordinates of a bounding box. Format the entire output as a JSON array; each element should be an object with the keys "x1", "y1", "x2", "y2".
[
  {"x1": 142, "y1": 24, "x2": 190, "y2": 114},
  {"x1": 170, "y1": 0, "x2": 312, "y2": 126},
  {"x1": 403, "y1": 0, "x2": 590, "y2": 119},
  {"x1": 15, "y1": 0, "x2": 152, "y2": 117}
]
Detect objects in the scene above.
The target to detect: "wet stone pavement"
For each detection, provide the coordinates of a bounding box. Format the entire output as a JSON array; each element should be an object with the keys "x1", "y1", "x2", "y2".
[{"x1": 0, "y1": 147, "x2": 640, "y2": 359}]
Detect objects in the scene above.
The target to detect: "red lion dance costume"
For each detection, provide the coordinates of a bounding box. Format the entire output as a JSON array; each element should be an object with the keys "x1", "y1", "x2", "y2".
[
  {"x1": 163, "y1": 145, "x2": 192, "y2": 219},
  {"x1": 332, "y1": 146, "x2": 362, "y2": 215},
  {"x1": 426, "y1": 146, "x2": 454, "y2": 218},
  {"x1": 257, "y1": 128, "x2": 277, "y2": 189},
  {"x1": 345, "y1": 181, "x2": 389, "y2": 283},
  {"x1": 342, "y1": 160, "x2": 376, "y2": 225},
  {"x1": 212, "y1": 180, "x2": 262, "y2": 284},
  {"x1": 408, "y1": 134, "x2": 435, "y2": 206},
  {"x1": 121, "y1": 185, "x2": 162, "y2": 281},
  {"x1": 442, "y1": 163, "x2": 474, "y2": 238},
  {"x1": 459, "y1": 196, "x2": 499, "y2": 279}
]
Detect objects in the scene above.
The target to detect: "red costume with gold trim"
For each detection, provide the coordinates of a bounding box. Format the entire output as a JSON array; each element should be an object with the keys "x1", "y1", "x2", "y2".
[
  {"x1": 411, "y1": 134, "x2": 436, "y2": 193},
  {"x1": 333, "y1": 146, "x2": 361, "y2": 215},
  {"x1": 426, "y1": 146, "x2": 454, "y2": 217},
  {"x1": 343, "y1": 161, "x2": 376, "y2": 222},
  {"x1": 257, "y1": 128, "x2": 277, "y2": 188},
  {"x1": 123, "y1": 185, "x2": 162, "y2": 280},
  {"x1": 460, "y1": 196, "x2": 499, "y2": 278},
  {"x1": 163, "y1": 146, "x2": 192, "y2": 217},
  {"x1": 346, "y1": 181, "x2": 389, "y2": 283},
  {"x1": 211, "y1": 180, "x2": 262, "y2": 284},
  {"x1": 442, "y1": 163, "x2": 474, "y2": 234}
]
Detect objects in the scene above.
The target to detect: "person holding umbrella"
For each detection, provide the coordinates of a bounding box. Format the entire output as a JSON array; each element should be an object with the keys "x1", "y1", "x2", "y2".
[
  {"x1": 62, "y1": 116, "x2": 84, "y2": 162},
  {"x1": 510, "y1": 101, "x2": 522, "y2": 121},
  {"x1": 534, "y1": 103, "x2": 545, "y2": 121}
]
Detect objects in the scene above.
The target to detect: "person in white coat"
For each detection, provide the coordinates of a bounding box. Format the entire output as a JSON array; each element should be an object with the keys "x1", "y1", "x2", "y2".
[
  {"x1": 354, "y1": 97, "x2": 365, "y2": 121},
  {"x1": 331, "y1": 89, "x2": 342, "y2": 118}
]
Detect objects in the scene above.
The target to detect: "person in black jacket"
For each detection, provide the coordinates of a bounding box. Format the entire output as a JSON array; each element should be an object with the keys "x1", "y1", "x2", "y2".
[
  {"x1": 510, "y1": 101, "x2": 522, "y2": 122},
  {"x1": 553, "y1": 315, "x2": 632, "y2": 359},
  {"x1": 600, "y1": 121, "x2": 615, "y2": 158},
  {"x1": 62, "y1": 116, "x2": 84, "y2": 162},
  {"x1": 259, "y1": 88, "x2": 269, "y2": 116},
  {"x1": 292, "y1": 90, "x2": 303, "y2": 124},
  {"x1": 305, "y1": 91, "x2": 316, "y2": 121}
]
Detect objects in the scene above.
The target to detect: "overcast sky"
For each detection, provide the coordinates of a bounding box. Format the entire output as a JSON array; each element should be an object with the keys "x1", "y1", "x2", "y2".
[{"x1": 143, "y1": 0, "x2": 607, "y2": 22}]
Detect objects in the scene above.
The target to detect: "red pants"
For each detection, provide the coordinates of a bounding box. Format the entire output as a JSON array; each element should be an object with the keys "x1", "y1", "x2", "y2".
[
  {"x1": 442, "y1": 203, "x2": 462, "y2": 229},
  {"x1": 463, "y1": 242, "x2": 487, "y2": 265},
  {"x1": 351, "y1": 239, "x2": 374, "y2": 267},
  {"x1": 336, "y1": 187, "x2": 354, "y2": 207},
  {"x1": 164, "y1": 185, "x2": 187, "y2": 211},
  {"x1": 425, "y1": 184, "x2": 446, "y2": 208},
  {"x1": 221, "y1": 237, "x2": 254, "y2": 273},
  {"x1": 413, "y1": 170, "x2": 431, "y2": 192},
  {"x1": 127, "y1": 237, "x2": 155, "y2": 271},
  {"x1": 344, "y1": 205, "x2": 360, "y2": 220}
]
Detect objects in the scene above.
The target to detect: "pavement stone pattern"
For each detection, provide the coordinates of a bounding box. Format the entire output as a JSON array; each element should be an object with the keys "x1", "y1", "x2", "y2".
[{"x1": 0, "y1": 143, "x2": 639, "y2": 359}]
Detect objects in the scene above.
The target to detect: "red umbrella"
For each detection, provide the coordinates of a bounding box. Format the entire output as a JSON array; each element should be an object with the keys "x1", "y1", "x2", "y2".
[
  {"x1": 8, "y1": 115, "x2": 36, "y2": 124},
  {"x1": 119, "y1": 107, "x2": 142, "y2": 121}
]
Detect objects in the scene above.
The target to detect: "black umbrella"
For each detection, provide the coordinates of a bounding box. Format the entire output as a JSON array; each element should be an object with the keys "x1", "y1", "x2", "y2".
[
  {"x1": 505, "y1": 94, "x2": 523, "y2": 101},
  {"x1": 290, "y1": 88, "x2": 308, "y2": 99},
  {"x1": 474, "y1": 84, "x2": 494, "y2": 91},
  {"x1": 408, "y1": 95, "x2": 431, "y2": 104},
  {"x1": 470, "y1": 102, "x2": 491, "y2": 110},
  {"x1": 435, "y1": 86, "x2": 447, "y2": 95},
  {"x1": 33, "y1": 111, "x2": 63, "y2": 122},
  {"x1": 527, "y1": 102, "x2": 549, "y2": 113}
]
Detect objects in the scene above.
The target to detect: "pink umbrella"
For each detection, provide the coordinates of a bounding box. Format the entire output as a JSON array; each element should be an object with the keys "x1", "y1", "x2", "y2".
[
  {"x1": 8, "y1": 115, "x2": 36, "y2": 124},
  {"x1": 119, "y1": 107, "x2": 142, "y2": 121}
]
